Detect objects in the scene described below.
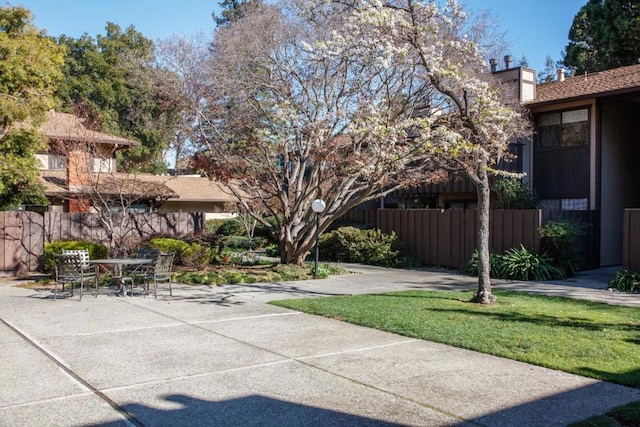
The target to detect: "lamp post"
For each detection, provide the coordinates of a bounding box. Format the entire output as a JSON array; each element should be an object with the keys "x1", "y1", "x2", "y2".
[{"x1": 311, "y1": 198, "x2": 326, "y2": 278}]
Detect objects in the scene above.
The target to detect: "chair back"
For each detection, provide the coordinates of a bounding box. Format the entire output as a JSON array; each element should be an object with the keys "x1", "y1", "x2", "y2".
[
  {"x1": 54, "y1": 253, "x2": 84, "y2": 279},
  {"x1": 154, "y1": 252, "x2": 175, "y2": 276},
  {"x1": 137, "y1": 248, "x2": 160, "y2": 262},
  {"x1": 62, "y1": 249, "x2": 91, "y2": 268}
]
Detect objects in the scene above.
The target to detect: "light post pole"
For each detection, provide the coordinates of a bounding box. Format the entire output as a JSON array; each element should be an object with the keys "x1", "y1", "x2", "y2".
[{"x1": 311, "y1": 198, "x2": 326, "y2": 278}]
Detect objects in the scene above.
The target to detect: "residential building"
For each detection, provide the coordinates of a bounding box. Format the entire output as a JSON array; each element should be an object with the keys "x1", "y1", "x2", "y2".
[{"x1": 32, "y1": 111, "x2": 236, "y2": 218}]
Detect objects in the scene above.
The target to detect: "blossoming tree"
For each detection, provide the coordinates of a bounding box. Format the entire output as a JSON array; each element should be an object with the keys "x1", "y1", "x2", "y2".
[{"x1": 183, "y1": 0, "x2": 528, "y2": 303}]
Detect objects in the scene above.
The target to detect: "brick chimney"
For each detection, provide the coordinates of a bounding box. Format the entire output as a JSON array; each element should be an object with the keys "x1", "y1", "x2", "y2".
[{"x1": 67, "y1": 150, "x2": 91, "y2": 213}]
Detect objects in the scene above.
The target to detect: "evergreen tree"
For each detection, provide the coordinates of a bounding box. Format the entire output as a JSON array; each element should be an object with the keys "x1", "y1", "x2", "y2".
[
  {"x1": 0, "y1": 6, "x2": 64, "y2": 208},
  {"x1": 213, "y1": 0, "x2": 263, "y2": 27},
  {"x1": 56, "y1": 24, "x2": 181, "y2": 173},
  {"x1": 563, "y1": 0, "x2": 640, "y2": 74}
]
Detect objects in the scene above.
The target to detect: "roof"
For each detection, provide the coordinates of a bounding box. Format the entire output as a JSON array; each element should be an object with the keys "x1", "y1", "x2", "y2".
[
  {"x1": 35, "y1": 111, "x2": 139, "y2": 147},
  {"x1": 40, "y1": 171, "x2": 235, "y2": 203},
  {"x1": 139, "y1": 175, "x2": 236, "y2": 203},
  {"x1": 527, "y1": 64, "x2": 640, "y2": 107}
]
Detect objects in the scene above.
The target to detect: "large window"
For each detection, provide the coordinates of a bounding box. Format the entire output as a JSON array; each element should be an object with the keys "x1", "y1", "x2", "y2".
[
  {"x1": 533, "y1": 108, "x2": 590, "y2": 202},
  {"x1": 537, "y1": 108, "x2": 589, "y2": 148}
]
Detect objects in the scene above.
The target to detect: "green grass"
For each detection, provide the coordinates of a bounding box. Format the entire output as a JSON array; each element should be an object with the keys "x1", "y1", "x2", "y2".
[{"x1": 271, "y1": 289, "x2": 640, "y2": 388}]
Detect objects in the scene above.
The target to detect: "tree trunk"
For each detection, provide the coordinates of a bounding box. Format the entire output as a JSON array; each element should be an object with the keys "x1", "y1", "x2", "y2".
[{"x1": 471, "y1": 163, "x2": 496, "y2": 304}]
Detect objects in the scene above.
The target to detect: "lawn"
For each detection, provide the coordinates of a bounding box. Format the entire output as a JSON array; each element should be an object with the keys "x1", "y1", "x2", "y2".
[{"x1": 271, "y1": 289, "x2": 640, "y2": 388}]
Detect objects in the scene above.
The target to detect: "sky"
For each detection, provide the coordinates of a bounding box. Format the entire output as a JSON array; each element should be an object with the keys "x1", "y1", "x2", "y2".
[{"x1": 13, "y1": 0, "x2": 586, "y2": 74}]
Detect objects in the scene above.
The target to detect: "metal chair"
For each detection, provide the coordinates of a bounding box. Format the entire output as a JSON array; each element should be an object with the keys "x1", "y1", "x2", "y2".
[
  {"x1": 53, "y1": 252, "x2": 98, "y2": 300},
  {"x1": 143, "y1": 252, "x2": 176, "y2": 298},
  {"x1": 123, "y1": 248, "x2": 160, "y2": 296}
]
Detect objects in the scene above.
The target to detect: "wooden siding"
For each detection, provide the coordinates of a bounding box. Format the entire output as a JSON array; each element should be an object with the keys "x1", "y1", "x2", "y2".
[{"x1": 623, "y1": 209, "x2": 640, "y2": 271}]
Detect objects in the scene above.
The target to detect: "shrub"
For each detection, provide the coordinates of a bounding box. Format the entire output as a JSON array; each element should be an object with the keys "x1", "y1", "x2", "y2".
[
  {"x1": 463, "y1": 246, "x2": 565, "y2": 281},
  {"x1": 462, "y1": 250, "x2": 502, "y2": 278},
  {"x1": 497, "y1": 245, "x2": 566, "y2": 281},
  {"x1": 608, "y1": 269, "x2": 640, "y2": 293},
  {"x1": 264, "y1": 244, "x2": 280, "y2": 258},
  {"x1": 216, "y1": 218, "x2": 246, "y2": 236},
  {"x1": 205, "y1": 219, "x2": 226, "y2": 235},
  {"x1": 539, "y1": 220, "x2": 587, "y2": 277},
  {"x1": 220, "y1": 235, "x2": 268, "y2": 250},
  {"x1": 492, "y1": 178, "x2": 538, "y2": 209},
  {"x1": 254, "y1": 215, "x2": 280, "y2": 244},
  {"x1": 320, "y1": 226, "x2": 400, "y2": 267},
  {"x1": 149, "y1": 237, "x2": 192, "y2": 266},
  {"x1": 44, "y1": 240, "x2": 108, "y2": 272}
]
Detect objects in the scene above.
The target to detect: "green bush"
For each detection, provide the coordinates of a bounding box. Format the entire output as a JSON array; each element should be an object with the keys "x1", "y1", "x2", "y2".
[
  {"x1": 463, "y1": 246, "x2": 565, "y2": 281},
  {"x1": 149, "y1": 237, "x2": 192, "y2": 266},
  {"x1": 497, "y1": 245, "x2": 566, "y2": 281},
  {"x1": 254, "y1": 215, "x2": 280, "y2": 244},
  {"x1": 539, "y1": 220, "x2": 587, "y2": 277},
  {"x1": 462, "y1": 250, "x2": 502, "y2": 278},
  {"x1": 220, "y1": 235, "x2": 268, "y2": 250},
  {"x1": 264, "y1": 244, "x2": 280, "y2": 258},
  {"x1": 205, "y1": 219, "x2": 226, "y2": 235},
  {"x1": 217, "y1": 218, "x2": 246, "y2": 236},
  {"x1": 320, "y1": 226, "x2": 400, "y2": 267},
  {"x1": 608, "y1": 269, "x2": 640, "y2": 293},
  {"x1": 492, "y1": 178, "x2": 538, "y2": 209},
  {"x1": 43, "y1": 240, "x2": 108, "y2": 272}
]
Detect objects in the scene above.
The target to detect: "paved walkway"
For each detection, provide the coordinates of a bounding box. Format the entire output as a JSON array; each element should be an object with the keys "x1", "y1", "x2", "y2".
[{"x1": 0, "y1": 266, "x2": 639, "y2": 426}]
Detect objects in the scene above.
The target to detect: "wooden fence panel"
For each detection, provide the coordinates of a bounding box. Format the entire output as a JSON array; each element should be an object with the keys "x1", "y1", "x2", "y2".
[
  {"x1": 1, "y1": 211, "x2": 203, "y2": 273},
  {"x1": 0, "y1": 211, "x2": 44, "y2": 273},
  {"x1": 623, "y1": 209, "x2": 640, "y2": 271},
  {"x1": 349, "y1": 209, "x2": 546, "y2": 269}
]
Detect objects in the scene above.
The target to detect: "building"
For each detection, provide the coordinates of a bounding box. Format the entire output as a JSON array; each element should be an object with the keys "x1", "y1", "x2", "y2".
[{"x1": 33, "y1": 111, "x2": 236, "y2": 218}]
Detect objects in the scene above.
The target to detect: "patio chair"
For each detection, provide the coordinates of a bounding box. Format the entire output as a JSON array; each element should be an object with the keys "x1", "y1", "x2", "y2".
[
  {"x1": 53, "y1": 252, "x2": 98, "y2": 300},
  {"x1": 122, "y1": 248, "x2": 160, "y2": 296},
  {"x1": 142, "y1": 251, "x2": 176, "y2": 298}
]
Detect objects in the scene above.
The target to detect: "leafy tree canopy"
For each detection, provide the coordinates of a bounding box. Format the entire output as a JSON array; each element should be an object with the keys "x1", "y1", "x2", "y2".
[
  {"x1": 563, "y1": 0, "x2": 640, "y2": 74},
  {"x1": 55, "y1": 23, "x2": 182, "y2": 173},
  {"x1": 0, "y1": 5, "x2": 63, "y2": 208}
]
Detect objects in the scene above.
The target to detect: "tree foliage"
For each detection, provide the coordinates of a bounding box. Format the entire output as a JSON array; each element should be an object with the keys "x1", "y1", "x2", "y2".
[
  {"x1": 563, "y1": 0, "x2": 640, "y2": 74},
  {"x1": 55, "y1": 23, "x2": 182, "y2": 173},
  {"x1": 0, "y1": 5, "x2": 64, "y2": 208},
  {"x1": 172, "y1": 0, "x2": 527, "y2": 305}
]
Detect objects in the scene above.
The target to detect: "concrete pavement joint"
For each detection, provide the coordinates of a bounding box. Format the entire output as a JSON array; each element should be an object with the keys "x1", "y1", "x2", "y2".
[
  {"x1": 0, "y1": 316, "x2": 143, "y2": 427},
  {"x1": 111, "y1": 298, "x2": 472, "y2": 424}
]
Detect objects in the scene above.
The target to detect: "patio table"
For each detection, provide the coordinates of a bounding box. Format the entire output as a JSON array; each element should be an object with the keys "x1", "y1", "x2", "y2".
[{"x1": 90, "y1": 258, "x2": 153, "y2": 296}]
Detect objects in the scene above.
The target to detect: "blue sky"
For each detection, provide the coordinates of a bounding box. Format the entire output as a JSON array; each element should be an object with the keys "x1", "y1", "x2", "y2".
[{"x1": 14, "y1": 0, "x2": 586, "y2": 73}]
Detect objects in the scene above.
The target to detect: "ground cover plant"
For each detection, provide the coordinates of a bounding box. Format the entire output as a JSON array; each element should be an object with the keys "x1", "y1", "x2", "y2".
[{"x1": 271, "y1": 290, "x2": 640, "y2": 388}]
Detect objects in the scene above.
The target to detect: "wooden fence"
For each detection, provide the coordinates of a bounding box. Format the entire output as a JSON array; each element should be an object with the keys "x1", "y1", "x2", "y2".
[
  {"x1": 0, "y1": 211, "x2": 203, "y2": 273},
  {"x1": 623, "y1": 209, "x2": 640, "y2": 271},
  {"x1": 345, "y1": 208, "x2": 600, "y2": 269}
]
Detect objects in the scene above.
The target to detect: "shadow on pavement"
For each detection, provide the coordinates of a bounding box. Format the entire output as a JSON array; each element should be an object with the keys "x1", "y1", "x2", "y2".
[{"x1": 98, "y1": 394, "x2": 404, "y2": 427}]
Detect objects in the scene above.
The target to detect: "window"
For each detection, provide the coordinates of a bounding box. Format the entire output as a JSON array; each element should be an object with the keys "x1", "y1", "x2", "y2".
[
  {"x1": 48, "y1": 155, "x2": 67, "y2": 170},
  {"x1": 539, "y1": 198, "x2": 588, "y2": 211},
  {"x1": 537, "y1": 108, "x2": 589, "y2": 148}
]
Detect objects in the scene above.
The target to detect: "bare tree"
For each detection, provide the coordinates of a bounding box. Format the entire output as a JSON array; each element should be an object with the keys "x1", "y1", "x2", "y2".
[
  {"x1": 60, "y1": 145, "x2": 174, "y2": 255},
  {"x1": 186, "y1": 3, "x2": 441, "y2": 265}
]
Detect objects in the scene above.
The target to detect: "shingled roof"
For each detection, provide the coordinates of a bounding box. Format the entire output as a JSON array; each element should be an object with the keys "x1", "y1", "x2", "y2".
[
  {"x1": 526, "y1": 64, "x2": 640, "y2": 107},
  {"x1": 40, "y1": 171, "x2": 235, "y2": 203},
  {"x1": 37, "y1": 111, "x2": 139, "y2": 147}
]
